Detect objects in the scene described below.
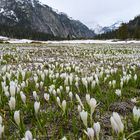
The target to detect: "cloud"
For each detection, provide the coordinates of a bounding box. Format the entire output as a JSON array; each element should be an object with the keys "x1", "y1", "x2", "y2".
[{"x1": 40, "y1": 0, "x2": 140, "y2": 28}]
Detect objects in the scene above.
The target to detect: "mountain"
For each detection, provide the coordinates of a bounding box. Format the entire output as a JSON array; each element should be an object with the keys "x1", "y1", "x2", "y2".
[
  {"x1": 92, "y1": 23, "x2": 103, "y2": 34},
  {"x1": 93, "y1": 21, "x2": 122, "y2": 34},
  {"x1": 95, "y1": 15, "x2": 140, "y2": 40},
  {"x1": 0, "y1": 0, "x2": 95, "y2": 40}
]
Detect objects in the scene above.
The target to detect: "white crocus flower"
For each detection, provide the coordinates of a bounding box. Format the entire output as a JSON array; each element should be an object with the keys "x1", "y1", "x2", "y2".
[
  {"x1": 89, "y1": 98, "x2": 97, "y2": 116},
  {"x1": 80, "y1": 110, "x2": 88, "y2": 127},
  {"x1": 110, "y1": 112, "x2": 124, "y2": 133},
  {"x1": 76, "y1": 94, "x2": 84, "y2": 109},
  {"x1": 131, "y1": 98, "x2": 137, "y2": 103},
  {"x1": 78, "y1": 105, "x2": 82, "y2": 113},
  {"x1": 84, "y1": 128, "x2": 94, "y2": 140},
  {"x1": 0, "y1": 124, "x2": 4, "y2": 138},
  {"x1": 4, "y1": 91, "x2": 10, "y2": 97},
  {"x1": 86, "y1": 94, "x2": 90, "y2": 105},
  {"x1": 0, "y1": 116, "x2": 2, "y2": 125},
  {"x1": 9, "y1": 96, "x2": 16, "y2": 110},
  {"x1": 133, "y1": 106, "x2": 140, "y2": 123},
  {"x1": 44, "y1": 93, "x2": 50, "y2": 101},
  {"x1": 14, "y1": 110, "x2": 20, "y2": 126},
  {"x1": 33, "y1": 91, "x2": 39, "y2": 101},
  {"x1": 56, "y1": 97, "x2": 61, "y2": 107},
  {"x1": 66, "y1": 86, "x2": 70, "y2": 93},
  {"x1": 115, "y1": 89, "x2": 121, "y2": 97},
  {"x1": 61, "y1": 136, "x2": 67, "y2": 140},
  {"x1": 134, "y1": 74, "x2": 137, "y2": 81},
  {"x1": 34, "y1": 101, "x2": 40, "y2": 114},
  {"x1": 10, "y1": 84, "x2": 16, "y2": 97},
  {"x1": 91, "y1": 81, "x2": 96, "y2": 89},
  {"x1": 20, "y1": 91, "x2": 26, "y2": 104},
  {"x1": 94, "y1": 122, "x2": 100, "y2": 140},
  {"x1": 69, "y1": 92, "x2": 73, "y2": 101},
  {"x1": 25, "y1": 130, "x2": 33, "y2": 140},
  {"x1": 62, "y1": 100, "x2": 66, "y2": 113},
  {"x1": 21, "y1": 71, "x2": 26, "y2": 80}
]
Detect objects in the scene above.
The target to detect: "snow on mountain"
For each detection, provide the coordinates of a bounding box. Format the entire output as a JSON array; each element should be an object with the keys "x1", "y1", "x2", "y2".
[
  {"x1": 92, "y1": 23, "x2": 104, "y2": 34},
  {"x1": 93, "y1": 21, "x2": 123, "y2": 34},
  {"x1": 0, "y1": 8, "x2": 19, "y2": 22},
  {"x1": 109, "y1": 21, "x2": 123, "y2": 30}
]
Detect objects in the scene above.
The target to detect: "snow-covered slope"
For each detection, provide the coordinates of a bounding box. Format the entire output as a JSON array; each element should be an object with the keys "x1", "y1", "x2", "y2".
[{"x1": 93, "y1": 21, "x2": 123, "y2": 34}]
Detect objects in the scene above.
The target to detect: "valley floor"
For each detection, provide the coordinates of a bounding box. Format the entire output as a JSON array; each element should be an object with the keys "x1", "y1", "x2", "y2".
[{"x1": 0, "y1": 43, "x2": 139, "y2": 139}]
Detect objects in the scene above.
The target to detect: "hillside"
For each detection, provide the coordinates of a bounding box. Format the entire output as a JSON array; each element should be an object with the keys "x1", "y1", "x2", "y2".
[{"x1": 0, "y1": 0, "x2": 95, "y2": 40}]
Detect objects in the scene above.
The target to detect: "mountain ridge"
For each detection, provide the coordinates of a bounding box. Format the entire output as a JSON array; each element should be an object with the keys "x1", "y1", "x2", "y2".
[
  {"x1": 0, "y1": 0, "x2": 95, "y2": 40},
  {"x1": 95, "y1": 15, "x2": 140, "y2": 40},
  {"x1": 92, "y1": 21, "x2": 122, "y2": 34}
]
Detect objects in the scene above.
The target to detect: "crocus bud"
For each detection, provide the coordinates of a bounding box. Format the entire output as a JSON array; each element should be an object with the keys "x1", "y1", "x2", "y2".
[
  {"x1": 110, "y1": 112, "x2": 124, "y2": 133},
  {"x1": 62, "y1": 100, "x2": 66, "y2": 113},
  {"x1": 4, "y1": 91, "x2": 9, "y2": 97},
  {"x1": 131, "y1": 98, "x2": 137, "y2": 103},
  {"x1": 80, "y1": 110, "x2": 88, "y2": 127},
  {"x1": 14, "y1": 110, "x2": 20, "y2": 126},
  {"x1": 90, "y1": 98, "x2": 97, "y2": 115},
  {"x1": 34, "y1": 101, "x2": 40, "y2": 114},
  {"x1": 0, "y1": 124, "x2": 4, "y2": 138},
  {"x1": 20, "y1": 91, "x2": 26, "y2": 104},
  {"x1": 10, "y1": 84, "x2": 16, "y2": 97},
  {"x1": 69, "y1": 92, "x2": 73, "y2": 101},
  {"x1": 25, "y1": 130, "x2": 33, "y2": 140},
  {"x1": 78, "y1": 105, "x2": 82, "y2": 113},
  {"x1": 84, "y1": 128, "x2": 94, "y2": 140},
  {"x1": 76, "y1": 94, "x2": 84, "y2": 109},
  {"x1": 133, "y1": 106, "x2": 140, "y2": 123},
  {"x1": 34, "y1": 76, "x2": 38, "y2": 83},
  {"x1": 110, "y1": 116, "x2": 118, "y2": 132},
  {"x1": 91, "y1": 81, "x2": 96, "y2": 89},
  {"x1": 21, "y1": 71, "x2": 26, "y2": 80},
  {"x1": 35, "y1": 83, "x2": 39, "y2": 89},
  {"x1": 61, "y1": 136, "x2": 67, "y2": 140},
  {"x1": 40, "y1": 81, "x2": 44, "y2": 88},
  {"x1": 44, "y1": 93, "x2": 50, "y2": 101},
  {"x1": 86, "y1": 94, "x2": 90, "y2": 105},
  {"x1": 56, "y1": 97, "x2": 61, "y2": 107},
  {"x1": 94, "y1": 122, "x2": 100, "y2": 140},
  {"x1": 0, "y1": 116, "x2": 2, "y2": 124},
  {"x1": 33, "y1": 91, "x2": 38, "y2": 101},
  {"x1": 66, "y1": 86, "x2": 70, "y2": 93},
  {"x1": 115, "y1": 89, "x2": 121, "y2": 97},
  {"x1": 9, "y1": 97, "x2": 16, "y2": 110},
  {"x1": 134, "y1": 74, "x2": 137, "y2": 81}
]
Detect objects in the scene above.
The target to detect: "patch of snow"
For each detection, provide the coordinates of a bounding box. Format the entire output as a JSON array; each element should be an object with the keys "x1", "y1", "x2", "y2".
[
  {"x1": 109, "y1": 21, "x2": 123, "y2": 30},
  {"x1": 0, "y1": 8, "x2": 4, "y2": 13},
  {"x1": 8, "y1": 39, "x2": 33, "y2": 44},
  {"x1": 92, "y1": 21, "x2": 123, "y2": 35},
  {"x1": 0, "y1": 8, "x2": 19, "y2": 22},
  {"x1": 47, "y1": 40, "x2": 140, "y2": 44},
  {"x1": 0, "y1": 36, "x2": 8, "y2": 40},
  {"x1": 31, "y1": 0, "x2": 35, "y2": 7},
  {"x1": 36, "y1": 0, "x2": 45, "y2": 7},
  {"x1": 92, "y1": 23, "x2": 104, "y2": 34}
]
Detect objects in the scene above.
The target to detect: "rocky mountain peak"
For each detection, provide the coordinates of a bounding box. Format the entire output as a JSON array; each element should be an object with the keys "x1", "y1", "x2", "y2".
[{"x1": 0, "y1": 0, "x2": 95, "y2": 39}]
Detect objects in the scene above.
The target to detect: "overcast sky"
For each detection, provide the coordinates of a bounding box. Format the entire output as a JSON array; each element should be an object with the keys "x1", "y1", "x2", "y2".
[{"x1": 40, "y1": 0, "x2": 140, "y2": 28}]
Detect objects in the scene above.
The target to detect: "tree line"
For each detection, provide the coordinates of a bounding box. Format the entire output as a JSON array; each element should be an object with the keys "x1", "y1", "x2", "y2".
[
  {"x1": 0, "y1": 24, "x2": 65, "y2": 41},
  {"x1": 95, "y1": 23, "x2": 140, "y2": 40}
]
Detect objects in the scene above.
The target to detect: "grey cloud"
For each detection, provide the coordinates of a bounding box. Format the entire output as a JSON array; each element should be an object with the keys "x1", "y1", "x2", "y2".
[{"x1": 40, "y1": 0, "x2": 140, "y2": 28}]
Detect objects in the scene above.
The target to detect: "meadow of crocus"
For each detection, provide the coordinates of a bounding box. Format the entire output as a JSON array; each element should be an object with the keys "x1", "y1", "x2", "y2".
[{"x1": 0, "y1": 43, "x2": 139, "y2": 140}]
